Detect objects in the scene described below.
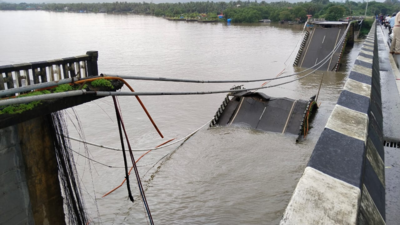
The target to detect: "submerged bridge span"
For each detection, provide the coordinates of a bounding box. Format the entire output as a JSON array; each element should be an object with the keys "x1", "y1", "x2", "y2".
[{"x1": 294, "y1": 19, "x2": 363, "y2": 71}]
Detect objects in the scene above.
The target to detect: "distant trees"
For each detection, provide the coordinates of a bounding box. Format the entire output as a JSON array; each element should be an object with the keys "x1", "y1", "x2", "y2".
[
  {"x1": 325, "y1": 5, "x2": 346, "y2": 21},
  {"x1": 279, "y1": 11, "x2": 292, "y2": 21},
  {"x1": 293, "y1": 6, "x2": 308, "y2": 21},
  {"x1": 312, "y1": 0, "x2": 330, "y2": 5},
  {"x1": 224, "y1": 7, "x2": 262, "y2": 23},
  {"x1": 1, "y1": 1, "x2": 400, "y2": 23}
]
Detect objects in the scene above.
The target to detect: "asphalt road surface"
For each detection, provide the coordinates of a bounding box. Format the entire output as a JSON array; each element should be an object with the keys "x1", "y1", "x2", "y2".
[{"x1": 300, "y1": 27, "x2": 344, "y2": 71}]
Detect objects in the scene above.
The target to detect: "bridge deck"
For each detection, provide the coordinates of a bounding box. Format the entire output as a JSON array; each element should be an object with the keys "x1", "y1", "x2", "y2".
[
  {"x1": 299, "y1": 27, "x2": 345, "y2": 71},
  {"x1": 211, "y1": 92, "x2": 315, "y2": 138}
]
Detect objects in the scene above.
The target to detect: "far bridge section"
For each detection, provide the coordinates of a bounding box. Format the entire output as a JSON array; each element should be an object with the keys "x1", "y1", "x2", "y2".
[{"x1": 294, "y1": 19, "x2": 362, "y2": 71}]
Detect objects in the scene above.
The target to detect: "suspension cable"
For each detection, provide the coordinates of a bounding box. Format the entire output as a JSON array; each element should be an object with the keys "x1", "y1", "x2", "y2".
[
  {"x1": 0, "y1": 42, "x2": 348, "y2": 107},
  {"x1": 1, "y1": 22, "x2": 350, "y2": 101},
  {"x1": 101, "y1": 23, "x2": 350, "y2": 85}
]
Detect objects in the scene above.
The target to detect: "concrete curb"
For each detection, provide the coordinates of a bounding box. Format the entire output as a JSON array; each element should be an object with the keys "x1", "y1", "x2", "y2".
[{"x1": 280, "y1": 21, "x2": 386, "y2": 225}]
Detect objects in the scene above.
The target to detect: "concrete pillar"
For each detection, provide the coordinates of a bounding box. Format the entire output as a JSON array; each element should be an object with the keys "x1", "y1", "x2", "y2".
[
  {"x1": 347, "y1": 22, "x2": 355, "y2": 46},
  {"x1": 86, "y1": 51, "x2": 99, "y2": 76},
  {"x1": 0, "y1": 115, "x2": 65, "y2": 224}
]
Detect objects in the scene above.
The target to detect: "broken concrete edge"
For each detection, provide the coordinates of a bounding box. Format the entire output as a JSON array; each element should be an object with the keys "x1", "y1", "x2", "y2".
[{"x1": 280, "y1": 20, "x2": 386, "y2": 225}]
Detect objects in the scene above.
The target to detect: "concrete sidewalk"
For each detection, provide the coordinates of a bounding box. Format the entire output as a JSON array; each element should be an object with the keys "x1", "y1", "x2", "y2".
[{"x1": 377, "y1": 23, "x2": 400, "y2": 225}]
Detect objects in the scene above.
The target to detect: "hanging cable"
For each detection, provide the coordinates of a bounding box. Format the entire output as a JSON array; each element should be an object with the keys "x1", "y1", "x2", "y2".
[
  {"x1": 100, "y1": 23, "x2": 350, "y2": 86},
  {"x1": 0, "y1": 23, "x2": 352, "y2": 107},
  {"x1": 76, "y1": 77, "x2": 164, "y2": 138},
  {"x1": 0, "y1": 76, "x2": 164, "y2": 139},
  {"x1": 1, "y1": 22, "x2": 351, "y2": 102},
  {"x1": 66, "y1": 119, "x2": 211, "y2": 152},
  {"x1": 70, "y1": 148, "x2": 126, "y2": 168},
  {"x1": 113, "y1": 96, "x2": 154, "y2": 225},
  {"x1": 113, "y1": 96, "x2": 135, "y2": 202},
  {"x1": 102, "y1": 138, "x2": 174, "y2": 198},
  {"x1": 0, "y1": 42, "x2": 347, "y2": 107},
  {"x1": 315, "y1": 73, "x2": 325, "y2": 103}
]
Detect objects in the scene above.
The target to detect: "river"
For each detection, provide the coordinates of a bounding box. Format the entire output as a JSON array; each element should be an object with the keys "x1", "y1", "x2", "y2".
[{"x1": 0, "y1": 11, "x2": 363, "y2": 224}]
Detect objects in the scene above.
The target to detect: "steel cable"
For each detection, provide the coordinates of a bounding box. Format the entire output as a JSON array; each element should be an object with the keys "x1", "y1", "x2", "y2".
[{"x1": 102, "y1": 22, "x2": 351, "y2": 85}]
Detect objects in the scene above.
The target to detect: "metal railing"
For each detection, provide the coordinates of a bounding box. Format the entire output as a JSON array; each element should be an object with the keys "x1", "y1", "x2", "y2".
[{"x1": 0, "y1": 51, "x2": 98, "y2": 93}]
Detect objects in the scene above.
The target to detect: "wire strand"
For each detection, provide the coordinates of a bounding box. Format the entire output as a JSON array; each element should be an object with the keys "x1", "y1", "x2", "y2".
[
  {"x1": 101, "y1": 23, "x2": 350, "y2": 86},
  {"x1": 66, "y1": 119, "x2": 212, "y2": 152}
]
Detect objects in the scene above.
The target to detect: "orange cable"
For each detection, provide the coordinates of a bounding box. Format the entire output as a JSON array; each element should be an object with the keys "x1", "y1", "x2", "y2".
[
  {"x1": 76, "y1": 77, "x2": 164, "y2": 138},
  {"x1": 34, "y1": 76, "x2": 163, "y2": 138},
  {"x1": 304, "y1": 101, "x2": 316, "y2": 138},
  {"x1": 261, "y1": 68, "x2": 286, "y2": 87},
  {"x1": 102, "y1": 138, "x2": 175, "y2": 198},
  {"x1": 303, "y1": 103, "x2": 311, "y2": 137}
]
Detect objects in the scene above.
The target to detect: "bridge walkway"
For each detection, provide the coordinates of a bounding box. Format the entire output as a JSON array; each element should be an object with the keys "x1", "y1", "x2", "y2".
[
  {"x1": 282, "y1": 21, "x2": 400, "y2": 225},
  {"x1": 377, "y1": 24, "x2": 400, "y2": 225}
]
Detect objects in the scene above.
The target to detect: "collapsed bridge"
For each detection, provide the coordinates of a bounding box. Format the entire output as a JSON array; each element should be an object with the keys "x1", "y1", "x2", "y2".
[
  {"x1": 209, "y1": 90, "x2": 317, "y2": 141},
  {"x1": 294, "y1": 19, "x2": 363, "y2": 71}
]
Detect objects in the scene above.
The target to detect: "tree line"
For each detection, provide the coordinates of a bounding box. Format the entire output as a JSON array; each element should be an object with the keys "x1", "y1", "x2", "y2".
[{"x1": 1, "y1": 0, "x2": 399, "y2": 23}]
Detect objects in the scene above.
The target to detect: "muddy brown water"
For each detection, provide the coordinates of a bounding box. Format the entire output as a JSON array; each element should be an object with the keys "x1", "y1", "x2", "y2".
[{"x1": 0, "y1": 11, "x2": 363, "y2": 224}]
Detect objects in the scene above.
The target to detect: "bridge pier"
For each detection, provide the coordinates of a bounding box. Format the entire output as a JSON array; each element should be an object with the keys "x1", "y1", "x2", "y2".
[
  {"x1": 347, "y1": 22, "x2": 355, "y2": 46},
  {"x1": 0, "y1": 115, "x2": 65, "y2": 224}
]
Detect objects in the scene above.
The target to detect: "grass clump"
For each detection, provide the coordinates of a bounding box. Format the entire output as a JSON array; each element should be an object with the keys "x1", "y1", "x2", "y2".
[
  {"x1": 0, "y1": 90, "x2": 52, "y2": 115},
  {"x1": 91, "y1": 78, "x2": 114, "y2": 89},
  {"x1": 54, "y1": 84, "x2": 73, "y2": 93},
  {"x1": 0, "y1": 84, "x2": 84, "y2": 115},
  {"x1": 0, "y1": 80, "x2": 103, "y2": 115},
  {"x1": 0, "y1": 101, "x2": 42, "y2": 115}
]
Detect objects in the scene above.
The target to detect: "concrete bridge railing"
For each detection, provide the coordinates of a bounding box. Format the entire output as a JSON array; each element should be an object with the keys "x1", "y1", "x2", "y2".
[
  {"x1": 281, "y1": 21, "x2": 385, "y2": 224},
  {"x1": 0, "y1": 51, "x2": 102, "y2": 224},
  {"x1": 0, "y1": 51, "x2": 98, "y2": 95}
]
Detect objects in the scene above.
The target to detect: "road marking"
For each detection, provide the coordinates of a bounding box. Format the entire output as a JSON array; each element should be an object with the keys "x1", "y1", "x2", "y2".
[
  {"x1": 322, "y1": 35, "x2": 326, "y2": 44},
  {"x1": 259, "y1": 107, "x2": 266, "y2": 120},
  {"x1": 327, "y1": 29, "x2": 342, "y2": 71},
  {"x1": 282, "y1": 100, "x2": 297, "y2": 134},
  {"x1": 300, "y1": 30, "x2": 315, "y2": 67},
  {"x1": 229, "y1": 97, "x2": 244, "y2": 125}
]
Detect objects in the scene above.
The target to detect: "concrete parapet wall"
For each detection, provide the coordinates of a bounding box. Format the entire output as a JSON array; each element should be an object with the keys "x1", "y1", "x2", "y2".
[{"x1": 280, "y1": 21, "x2": 386, "y2": 224}]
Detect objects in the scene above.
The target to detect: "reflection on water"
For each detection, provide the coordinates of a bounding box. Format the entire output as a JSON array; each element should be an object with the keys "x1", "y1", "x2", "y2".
[{"x1": 0, "y1": 11, "x2": 363, "y2": 224}]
